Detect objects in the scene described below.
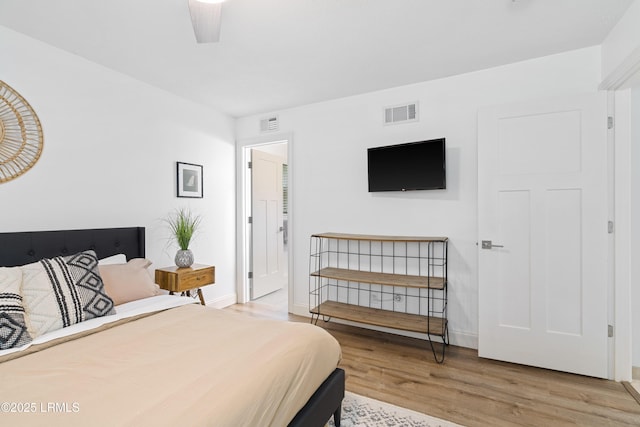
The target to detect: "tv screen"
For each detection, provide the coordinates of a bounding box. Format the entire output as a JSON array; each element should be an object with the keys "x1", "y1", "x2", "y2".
[{"x1": 367, "y1": 138, "x2": 446, "y2": 192}]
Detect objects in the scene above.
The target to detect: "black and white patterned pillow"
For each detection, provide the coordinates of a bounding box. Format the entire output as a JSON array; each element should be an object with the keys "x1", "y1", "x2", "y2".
[
  {"x1": 21, "y1": 250, "x2": 116, "y2": 338},
  {"x1": 0, "y1": 267, "x2": 33, "y2": 350}
]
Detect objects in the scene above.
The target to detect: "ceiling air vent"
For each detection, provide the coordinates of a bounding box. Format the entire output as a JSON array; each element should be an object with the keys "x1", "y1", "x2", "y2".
[
  {"x1": 384, "y1": 102, "x2": 418, "y2": 125},
  {"x1": 260, "y1": 116, "x2": 279, "y2": 132}
]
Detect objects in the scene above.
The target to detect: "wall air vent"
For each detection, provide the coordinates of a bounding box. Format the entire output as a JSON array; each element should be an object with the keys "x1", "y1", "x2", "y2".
[
  {"x1": 260, "y1": 116, "x2": 279, "y2": 132},
  {"x1": 384, "y1": 102, "x2": 418, "y2": 125}
]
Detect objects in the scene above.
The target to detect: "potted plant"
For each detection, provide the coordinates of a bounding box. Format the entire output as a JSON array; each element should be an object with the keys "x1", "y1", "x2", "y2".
[{"x1": 165, "y1": 207, "x2": 201, "y2": 268}]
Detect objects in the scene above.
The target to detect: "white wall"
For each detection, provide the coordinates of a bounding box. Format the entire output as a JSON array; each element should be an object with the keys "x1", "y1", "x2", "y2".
[
  {"x1": 0, "y1": 26, "x2": 237, "y2": 306},
  {"x1": 601, "y1": 0, "x2": 640, "y2": 80},
  {"x1": 632, "y1": 86, "x2": 640, "y2": 368},
  {"x1": 236, "y1": 46, "x2": 602, "y2": 348}
]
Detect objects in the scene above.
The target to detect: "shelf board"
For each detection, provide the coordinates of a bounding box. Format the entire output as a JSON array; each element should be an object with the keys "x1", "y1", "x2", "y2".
[
  {"x1": 310, "y1": 301, "x2": 446, "y2": 335},
  {"x1": 311, "y1": 267, "x2": 445, "y2": 290},
  {"x1": 312, "y1": 232, "x2": 448, "y2": 242}
]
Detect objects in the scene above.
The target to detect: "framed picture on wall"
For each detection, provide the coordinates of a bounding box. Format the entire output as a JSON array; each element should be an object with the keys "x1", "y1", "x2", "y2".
[{"x1": 176, "y1": 162, "x2": 203, "y2": 198}]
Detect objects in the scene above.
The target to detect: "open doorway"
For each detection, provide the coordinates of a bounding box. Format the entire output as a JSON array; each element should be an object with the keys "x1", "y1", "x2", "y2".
[
  {"x1": 236, "y1": 137, "x2": 291, "y2": 316},
  {"x1": 249, "y1": 143, "x2": 288, "y2": 311}
]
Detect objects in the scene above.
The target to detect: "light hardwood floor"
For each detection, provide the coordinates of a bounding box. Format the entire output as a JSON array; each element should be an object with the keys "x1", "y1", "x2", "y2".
[{"x1": 226, "y1": 302, "x2": 640, "y2": 426}]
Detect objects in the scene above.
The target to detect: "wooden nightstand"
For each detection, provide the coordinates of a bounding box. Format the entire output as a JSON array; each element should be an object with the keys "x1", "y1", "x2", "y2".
[{"x1": 155, "y1": 264, "x2": 215, "y2": 306}]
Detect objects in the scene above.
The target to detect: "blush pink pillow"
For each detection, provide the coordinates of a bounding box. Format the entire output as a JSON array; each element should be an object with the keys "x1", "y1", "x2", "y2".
[{"x1": 98, "y1": 258, "x2": 161, "y2": 305}]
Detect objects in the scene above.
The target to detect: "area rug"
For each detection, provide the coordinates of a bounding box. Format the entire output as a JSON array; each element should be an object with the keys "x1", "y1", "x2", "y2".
[{"x1": 327, "y1": 391, "x2": 463, "y2": 427}]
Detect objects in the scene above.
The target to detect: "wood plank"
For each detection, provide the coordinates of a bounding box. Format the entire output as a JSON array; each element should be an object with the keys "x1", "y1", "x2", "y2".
[
  {"x1": 310, "y1": 300, "x2": 446, "y2": 335},
  {"x1": 312, "y1": 232, "x2": 448, "y2": 242},
  {"x1": 311, "y1": 267, "x2": 445, "y2": 289}
]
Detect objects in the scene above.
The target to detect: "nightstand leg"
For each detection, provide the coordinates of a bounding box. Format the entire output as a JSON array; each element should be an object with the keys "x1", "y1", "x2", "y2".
[{"x1": 197, "y1": 289, "x2": 206, "y2": 306}]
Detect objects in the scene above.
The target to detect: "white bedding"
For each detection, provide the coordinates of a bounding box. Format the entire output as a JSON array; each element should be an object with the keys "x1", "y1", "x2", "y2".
[{"x1": 0, "y1": 295, "x2": 196, "y2": 357}]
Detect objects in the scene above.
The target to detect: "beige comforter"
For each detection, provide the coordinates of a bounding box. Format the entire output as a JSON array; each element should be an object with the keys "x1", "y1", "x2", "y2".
[{"x1": 0, "y1": 304, "x2": 341, "y2": 426}]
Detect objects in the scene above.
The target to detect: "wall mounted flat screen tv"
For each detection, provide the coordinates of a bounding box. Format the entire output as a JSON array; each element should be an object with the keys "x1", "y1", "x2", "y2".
[{"x1": 368, "y1": 138, "x2": 445, "y2": 192}]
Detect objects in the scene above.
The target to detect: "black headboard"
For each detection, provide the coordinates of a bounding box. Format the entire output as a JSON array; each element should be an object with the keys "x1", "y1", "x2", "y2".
[{"x1": 0, "y1": 227, "x2": 145, "y2": 267}]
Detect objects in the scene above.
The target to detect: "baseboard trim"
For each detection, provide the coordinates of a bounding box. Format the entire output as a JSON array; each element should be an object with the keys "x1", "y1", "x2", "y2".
[
  {"x1": 622, "y1": 381, "x2": 640, "y2": 405},
  {"x1": 292, "y1": 303, "x2": 478, "y2": 349},
  {"x1": 206, "y1": 293, "x2": 237, "y2": 308},
  {"x1": 292, "y1": 303, "x2": 310, "y2": 317}
]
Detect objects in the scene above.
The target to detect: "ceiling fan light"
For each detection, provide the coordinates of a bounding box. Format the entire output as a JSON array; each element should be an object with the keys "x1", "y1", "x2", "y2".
[{"x1": 189, "y1": 0, "x2": 223, "y2": 43}]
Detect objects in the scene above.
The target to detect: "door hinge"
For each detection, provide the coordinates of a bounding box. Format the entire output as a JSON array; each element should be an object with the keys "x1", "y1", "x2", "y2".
[
  {"x1": 608, "y1": 221, "x2": 614, "y2": 234},
  {"x1": 248, "y1": 271, "x2": 253, "y2": 279},
  {"x1": 608, "y1": 324, "x2": 614, "y2": 338},
  {"x1": 608, "y1": 116, "x2": 614, "y2": 130},
  {"x1": 248, "y1": 161, "x2": 252, "y2": 169},
  {"x1": 248, "y1": 216, "x2": 252, "y2": 224}
]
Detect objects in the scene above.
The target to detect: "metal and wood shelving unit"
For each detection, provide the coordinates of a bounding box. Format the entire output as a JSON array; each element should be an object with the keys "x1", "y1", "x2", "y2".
[{"x1": 309, "y1": 232, "x2": 449, "y2": 362}]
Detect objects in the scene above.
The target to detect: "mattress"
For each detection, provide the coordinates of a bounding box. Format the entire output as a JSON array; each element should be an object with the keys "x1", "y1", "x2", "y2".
[{"x1": 0, "y1": 300, "x2": 341, "y2": 426}]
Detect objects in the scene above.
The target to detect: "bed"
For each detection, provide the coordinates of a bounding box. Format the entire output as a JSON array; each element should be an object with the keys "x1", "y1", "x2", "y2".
[{"x1": 0, "y1": 227, "x2": 344, "y2": 426}]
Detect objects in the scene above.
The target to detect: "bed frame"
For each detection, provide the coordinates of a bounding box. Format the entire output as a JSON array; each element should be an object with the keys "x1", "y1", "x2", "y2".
[
  {"x1": 0, "y1": 227, "x2": 146, "y2": 266},
  {"x1": 0, "y1": 226, "x2": 344, "y2": 427}
]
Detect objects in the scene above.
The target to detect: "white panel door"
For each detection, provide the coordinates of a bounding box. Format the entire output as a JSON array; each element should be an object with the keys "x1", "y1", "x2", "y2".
[
  {"x1": 478, "y1": 93, "x2": 609, "y2": 378},
  {"x1": 251, "y1": 149, "x2": 285, "y2": 299}
]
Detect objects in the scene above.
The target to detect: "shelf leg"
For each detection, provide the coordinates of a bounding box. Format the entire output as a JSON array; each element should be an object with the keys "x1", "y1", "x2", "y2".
[
  {"x1": 427, "y1": 323, "x2": 449, "y2": 364},
  {"x1": 310, "y1": 313, "x2": 332, "y2": 325},
  {"x1": 427, "y1": 336, "x2": 446, "y2": 364},
  {"x1": 444, "y1": 324, "x2": 450, "y2": 346}
]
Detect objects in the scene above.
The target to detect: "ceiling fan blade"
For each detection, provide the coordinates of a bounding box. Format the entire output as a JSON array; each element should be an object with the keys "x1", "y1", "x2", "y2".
[{"x1": 188, "y1": 0, "x2": 222, "y2": 43}]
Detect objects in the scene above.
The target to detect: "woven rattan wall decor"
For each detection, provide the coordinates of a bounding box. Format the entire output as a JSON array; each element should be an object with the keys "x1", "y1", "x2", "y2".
[{"x1": 0, "y1": 80, "x2": 44, "y2": 183}]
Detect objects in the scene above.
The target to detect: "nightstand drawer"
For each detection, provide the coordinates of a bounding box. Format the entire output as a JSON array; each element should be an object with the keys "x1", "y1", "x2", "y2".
[
  {"x1": 155, "y1": 265, "x2": 215, "y2": 293},
  {"x1": 175, "y1": 268, "x2": 215, "y2": 291}
]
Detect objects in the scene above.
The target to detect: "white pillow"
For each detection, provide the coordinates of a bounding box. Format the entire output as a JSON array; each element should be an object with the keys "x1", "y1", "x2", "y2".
[
  {"x1": 0, "y1": 267, "x2": 33, "y2": 349},
  {"x1": 98, "y1": 253, "x2": 127, "y2": 265},
  {"x1": 21, "y1": 250, "x2": 115, "y2": 338}
]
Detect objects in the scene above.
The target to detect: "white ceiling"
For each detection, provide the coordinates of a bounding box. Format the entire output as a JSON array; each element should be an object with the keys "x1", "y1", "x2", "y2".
[{"x1": 0, "y1": 0, "x2": 633, "y2": 118}]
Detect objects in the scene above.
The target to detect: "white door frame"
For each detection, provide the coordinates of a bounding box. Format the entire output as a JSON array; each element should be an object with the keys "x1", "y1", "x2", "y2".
[
  {"x1": 236, "y1": 133, "x2": 294, "y2": 311},
  {"x1": 599, "y1": 46, "x2": 640, "y2": 381}
]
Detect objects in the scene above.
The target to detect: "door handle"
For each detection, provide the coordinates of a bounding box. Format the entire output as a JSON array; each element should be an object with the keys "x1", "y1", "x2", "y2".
[{"x1": 481, "y1": 240, "x2": 504, "y2": 249}]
